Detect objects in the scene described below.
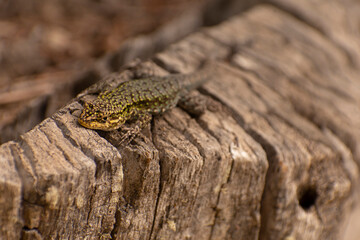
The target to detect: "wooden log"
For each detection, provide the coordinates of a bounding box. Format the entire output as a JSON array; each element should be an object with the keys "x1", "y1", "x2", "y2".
[{"x1": 1, "y1": 3, "x2": 359, "y2": 240}]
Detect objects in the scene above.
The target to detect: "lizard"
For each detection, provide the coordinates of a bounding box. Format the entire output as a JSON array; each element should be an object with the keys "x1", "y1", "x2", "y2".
[{"x1": 78, "y1": 60, "x2": 215, "y2": 144}]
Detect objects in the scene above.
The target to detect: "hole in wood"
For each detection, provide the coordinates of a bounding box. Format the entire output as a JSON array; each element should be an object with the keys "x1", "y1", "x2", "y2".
[{"x1": 298, "y1": 185, "x2": 318, "y2": 210}]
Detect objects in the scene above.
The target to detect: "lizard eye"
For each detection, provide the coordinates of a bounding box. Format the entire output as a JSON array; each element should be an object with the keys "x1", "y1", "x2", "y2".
[{"x1": 102, "y1": 117, "x2": 108, "y2": 122}]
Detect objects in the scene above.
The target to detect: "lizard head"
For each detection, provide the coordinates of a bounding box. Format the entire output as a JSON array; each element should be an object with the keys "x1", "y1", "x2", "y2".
[{"x1": 78, "y1": 100, "x2": 127, "y2": 131}]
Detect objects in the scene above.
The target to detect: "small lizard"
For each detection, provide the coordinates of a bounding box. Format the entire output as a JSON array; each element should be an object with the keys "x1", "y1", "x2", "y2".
[{"x1": 78, "y1": 61, "x2": 214, "y2": 144}]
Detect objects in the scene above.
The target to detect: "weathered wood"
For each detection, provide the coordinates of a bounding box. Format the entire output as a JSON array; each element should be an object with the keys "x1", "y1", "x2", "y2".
[
  {"x1": 1, "y1": 3, "x2": 360, "y2": 240},
  {"x1": 0, "y1": 143, "x2": 22, "y2": 239}
]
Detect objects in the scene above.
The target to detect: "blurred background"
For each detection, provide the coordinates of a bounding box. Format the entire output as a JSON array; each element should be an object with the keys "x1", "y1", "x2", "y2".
[{"x1": 0, "y1": 0, "x2": 259, "y2": 143}]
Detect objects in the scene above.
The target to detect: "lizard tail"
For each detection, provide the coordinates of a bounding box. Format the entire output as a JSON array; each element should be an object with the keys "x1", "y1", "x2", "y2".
[{"x1": 182, "y1": 60, "x2": 217, "y2": 91}]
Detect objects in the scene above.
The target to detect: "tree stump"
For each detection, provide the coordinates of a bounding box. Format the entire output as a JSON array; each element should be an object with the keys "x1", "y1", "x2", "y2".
[{"x1": 1, "y1": 3, "x2": 359, "y2": 240}]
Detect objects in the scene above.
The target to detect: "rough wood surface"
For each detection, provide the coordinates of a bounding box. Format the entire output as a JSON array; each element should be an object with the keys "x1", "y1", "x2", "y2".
[{"x1": 1, "y1": 2, "x2": 360, "y2": 240}]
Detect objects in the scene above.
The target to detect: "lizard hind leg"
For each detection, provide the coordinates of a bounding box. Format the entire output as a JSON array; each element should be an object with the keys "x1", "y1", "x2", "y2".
[{"x1": 178, "y1": 91, "x2": 208, "y2": 117}]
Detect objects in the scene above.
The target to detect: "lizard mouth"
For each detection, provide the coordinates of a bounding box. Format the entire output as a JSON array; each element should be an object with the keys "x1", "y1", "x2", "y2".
[
  {"x1": 78, "y1": 117, "x2": 121, "y2": 131},
  {"x1": 78, "y1": 117, "x2": 95, "y2": 129}
]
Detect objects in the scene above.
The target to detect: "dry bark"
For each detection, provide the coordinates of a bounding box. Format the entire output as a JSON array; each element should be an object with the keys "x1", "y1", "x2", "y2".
[{"x1": 1, "y1": 3, "x2": 360, "y2": 240}]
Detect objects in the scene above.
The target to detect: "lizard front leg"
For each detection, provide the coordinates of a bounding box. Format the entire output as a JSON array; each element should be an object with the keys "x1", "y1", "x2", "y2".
[{"x1": 118, "y1": 112, "x2": 152, "y2": 145}]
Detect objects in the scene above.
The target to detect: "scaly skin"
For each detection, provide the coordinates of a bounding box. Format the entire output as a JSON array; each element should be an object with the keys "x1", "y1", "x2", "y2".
[{"x1": 78, "y1": 62, "x2": 213, "y2": 139}]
